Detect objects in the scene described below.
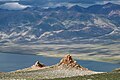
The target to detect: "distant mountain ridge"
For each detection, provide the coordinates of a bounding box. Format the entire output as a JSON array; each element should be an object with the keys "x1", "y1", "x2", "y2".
[{"x1": 0, "y1": 3, "x2": 120, "y2": 44}]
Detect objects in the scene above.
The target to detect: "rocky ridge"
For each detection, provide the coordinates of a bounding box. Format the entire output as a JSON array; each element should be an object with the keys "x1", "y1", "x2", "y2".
[
  {"x1": 18, "y1": 54, "x2": 89, "y2": 71},
  {"x1": 0, "y1": 54, "x2": 102, "y2": 79},
  {"x1": 16, "y1": 61, "x2": 45, "y2": 71},
  {"x1": 57, "y1": 54, "x2": 88, "y2": 70}
]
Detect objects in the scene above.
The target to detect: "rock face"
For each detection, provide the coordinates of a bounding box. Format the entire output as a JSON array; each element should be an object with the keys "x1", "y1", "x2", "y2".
[
  {"x1": 31, "y1": 61, "x2": 45, "y2": 69},
  {"x1": 15, "y1": 61, "x2": 45, "y2": 72},
  {"x1": 58, "y1": 54, "x2": 88, "y2": 70},
  {"x1": 59, "y1": 54, "x2": 74, "y2": 64}
]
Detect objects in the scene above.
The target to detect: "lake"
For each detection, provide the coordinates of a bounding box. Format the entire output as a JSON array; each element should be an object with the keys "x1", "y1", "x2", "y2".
[{"x1": 0, "y1": 52, "x2": 120, "y2": 72}]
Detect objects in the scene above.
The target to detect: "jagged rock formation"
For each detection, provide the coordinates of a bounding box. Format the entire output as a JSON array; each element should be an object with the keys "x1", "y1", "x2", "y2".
[
  {"x1": 15, "y1": 55, "x2": 90, "y2": 72},
  {"x1": 6, "y1": 55, "x2": 100, "y2": 79},
  {"x1": 15, "y1": 61, "x2": 45, "y2": 72},
  {"x1": 58, "y1": 54, "x2": 88, "y2": 70},
  {"x1": 31, "y1": 61, "x2": 45, "y2": 69}
]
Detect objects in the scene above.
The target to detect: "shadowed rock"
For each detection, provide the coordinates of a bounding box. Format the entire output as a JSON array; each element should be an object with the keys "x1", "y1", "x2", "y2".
[
  {"x1": 113, "y1": 68, "x2": 120, "y2": 72},
  {"x1": 31, "y1": 61, "x2": 45, "y2": 69},
  {"x1": 15, "y1": 61, "x2": 46, "y2": 72}
]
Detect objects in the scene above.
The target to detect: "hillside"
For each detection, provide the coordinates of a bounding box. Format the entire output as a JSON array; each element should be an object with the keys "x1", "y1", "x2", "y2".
[
  {"x1": 52, "y1": 68, "x2": 120, "y2": 80},
  {"x1": 0, "y1": 3, "x2": 120, "y2": 43},
  {"x1": 0, "y1": 55, "x2": 119, "y2": 80},
  {"x1": 0, "y1": 55, "x2": 101, "y2": 79},
  {"x1": 52, "y1": 72, "x2": 120, "y2": 80}
]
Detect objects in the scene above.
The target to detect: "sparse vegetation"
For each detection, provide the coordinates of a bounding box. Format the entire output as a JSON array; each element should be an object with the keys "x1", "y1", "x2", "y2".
[
  {"x1": 0, "y1": 70, "x2": 119, "y2": 80},
  {"x1": 52, "y1": 72, "x2": 120, "y2": 80},
  {"x1": 0, "y1": 55, "x2": 100, "y2": 80}
]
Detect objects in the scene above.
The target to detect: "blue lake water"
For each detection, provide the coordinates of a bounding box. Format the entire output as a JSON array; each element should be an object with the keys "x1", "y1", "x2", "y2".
[{"x1": 0, "y1": 52, "x2": 120, "y2": 72}]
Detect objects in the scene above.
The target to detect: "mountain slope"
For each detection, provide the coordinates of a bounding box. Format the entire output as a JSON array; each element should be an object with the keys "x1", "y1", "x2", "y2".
[{"x1": 0, "y1": 3, "x2": 120, "y2": 43}]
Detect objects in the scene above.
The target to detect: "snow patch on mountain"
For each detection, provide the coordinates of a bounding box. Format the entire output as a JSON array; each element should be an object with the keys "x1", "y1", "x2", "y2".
[
  {"x1": 93, "y1": 18, "x2": 114, "y2": 28},
  {"x1": 39, "y1": 30, "x2": 63, "y2": 39},
  {"x1": 109, "y1": 10, "x2": 120, "y2": 16}
]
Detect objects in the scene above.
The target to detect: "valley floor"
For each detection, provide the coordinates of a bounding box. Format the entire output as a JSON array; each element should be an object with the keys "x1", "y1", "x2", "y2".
[{"x1": 0, "y1": 42, "x2": 120, "y2": 64}]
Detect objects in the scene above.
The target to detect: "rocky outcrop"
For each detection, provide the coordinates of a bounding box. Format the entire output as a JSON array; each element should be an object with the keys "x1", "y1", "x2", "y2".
[
  {"x1": 31, "y1": 61, "x2": 45, "y2": 69},
  {"x1": 113, "y1": 68, "x2": 120, "y2": 72},
  {"x1": 58, "y1": 54, "x2": 88, "y2": 70},
  {"x1": 15, "y1": 61, "x2": 45, "y2": 72},
  {"x1": 15, "y1": 55, "x2": 89, "y2": 72}
]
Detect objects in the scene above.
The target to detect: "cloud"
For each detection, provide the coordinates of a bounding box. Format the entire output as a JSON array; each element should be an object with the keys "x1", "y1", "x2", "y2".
[
  {"x1": 0, "y1": 0, "x2": 19, "y2": 1},
  {"x1": 0, "y1": 2, "x2": 30, "y2": 10}
]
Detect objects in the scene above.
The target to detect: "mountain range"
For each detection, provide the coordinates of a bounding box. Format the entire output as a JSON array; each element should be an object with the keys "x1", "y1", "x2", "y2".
[{"x1": 0, "y1": 2, "x2": 120, "y2": 44}]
